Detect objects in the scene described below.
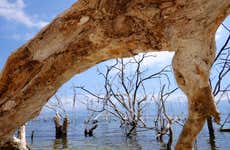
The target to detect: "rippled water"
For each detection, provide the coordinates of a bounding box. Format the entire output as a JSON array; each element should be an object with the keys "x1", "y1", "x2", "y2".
[{"x1": 25, "y1": 101, "x2": 230, "y2": 150}]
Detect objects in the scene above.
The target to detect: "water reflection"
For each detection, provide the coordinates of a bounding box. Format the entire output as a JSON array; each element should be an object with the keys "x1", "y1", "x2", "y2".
[
  {"x1": 158, "y1": 138, "x2": 172, "y2": 150},
  {"x1": 26, "y1": 112, "x2": 230, "y2": 150},
  {"x1": 125, "y1": 133, "x2": 142, "y2": 150},
  {"x1": 157, "y1": 132, "x2": 173, "y2": 150},
  {"x1": 30, "y1": 130, "x2": 35, "y2": 145},
  {"x1": 124, "y1": 129, "x2": 172, "y2": 150},
  {"x1": 53, "y1": 138, "x2": 68, "y2": 150}
]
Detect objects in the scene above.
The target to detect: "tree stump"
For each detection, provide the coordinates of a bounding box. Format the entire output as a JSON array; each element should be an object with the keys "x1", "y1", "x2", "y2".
[{"x1": 54, "y1": 113, "x2": 69, "y2": 139}]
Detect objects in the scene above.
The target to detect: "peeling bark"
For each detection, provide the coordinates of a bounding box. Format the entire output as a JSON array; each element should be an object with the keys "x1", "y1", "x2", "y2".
[{"x1": 0, "y1": 0, "x2": 229, "y2": 149}]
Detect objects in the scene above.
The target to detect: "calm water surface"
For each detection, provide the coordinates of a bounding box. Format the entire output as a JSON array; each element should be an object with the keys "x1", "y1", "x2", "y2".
[{"x1": 25, "y1": 101, "x2": 230, "y2": 150}]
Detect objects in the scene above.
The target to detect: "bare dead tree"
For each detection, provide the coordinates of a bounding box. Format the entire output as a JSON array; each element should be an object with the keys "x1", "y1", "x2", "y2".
[
  {"x1": 208, "y1": 23, "x2": 230, "y2": 137},
  {"x1": 152, "y1": 84, "x2": 183, "y2": 149},
  {"x1": 69, "y1": 90, "x2": 101, "y2": 136},
  {"x1": 219, "y1": 93, "x2": 230, "y2": 132},
  {"x1": 75, "y1": 54, "x2": 172, "y2": 136},
  {"x1": 212, "y1": 25, "x2": 230, "y2": 98}
]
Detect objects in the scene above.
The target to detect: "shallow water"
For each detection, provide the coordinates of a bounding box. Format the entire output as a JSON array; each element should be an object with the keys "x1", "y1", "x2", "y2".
[
  {"x1": 25, "y1": 116, "x2": 230, "y2": 150},
  {"x1": 25, "y1": 101, "x2": 230, "y2": 150}
]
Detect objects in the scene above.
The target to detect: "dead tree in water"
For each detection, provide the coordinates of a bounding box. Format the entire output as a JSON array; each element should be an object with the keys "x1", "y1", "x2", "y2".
[
  {"x1": 54, "y1": 113, "x2": 69, "y2": 139},
  {"x1": 46, "y1": 94, "x2": 69, "y2": 139},
  {"x1": 208, "y1": 24, "x2": 230, "y2": 138},
  {"x1": 76, "y1": 54, "x2": 172, "y2": 136},
  {"x1": 219, "y1": 93, "x2": 230, "y2": 132},
  {"x1": 152, "y1": 84, "x2": 181, "y2": 149},
  {"x1": 84, "y1": 123, "x2": 98, "y2": 137}
]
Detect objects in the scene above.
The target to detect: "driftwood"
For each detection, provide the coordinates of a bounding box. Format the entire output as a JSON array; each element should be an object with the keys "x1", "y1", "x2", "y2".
[{"x1": 0, "y1": 0, "x2": 229, "y2": 149}]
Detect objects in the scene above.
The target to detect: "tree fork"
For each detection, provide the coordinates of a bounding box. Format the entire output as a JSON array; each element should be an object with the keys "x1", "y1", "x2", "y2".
[{"x1": 0, "y1": 0, "x2": 229, "y2": 149}]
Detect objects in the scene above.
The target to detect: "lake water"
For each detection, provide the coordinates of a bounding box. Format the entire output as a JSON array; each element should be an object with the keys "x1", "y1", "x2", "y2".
[{"x1": 25, "y1": 101, "x2": 230, "y2": 150}]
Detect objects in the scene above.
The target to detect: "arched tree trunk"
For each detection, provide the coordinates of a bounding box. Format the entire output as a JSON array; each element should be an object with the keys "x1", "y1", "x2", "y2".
[{"x1": 0, "y1": 0, "x2": 229, "y2": 149}]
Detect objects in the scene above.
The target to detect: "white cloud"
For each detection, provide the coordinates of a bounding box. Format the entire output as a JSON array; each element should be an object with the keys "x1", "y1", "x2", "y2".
[
  {"x1": 122, "y1": 51, "x2": 174, "y2": 70},
  {"x1": 46, "y1": 93, "x2": 103, "y2": 112},
  {"x1": 10, "y1": 32, "x2": 34, "y2": 40},
  {"x1": 0, "y1": 0, "x2": 48, "y2": 28},
  {"x1": 97, "y1": 51, "x2": 175, "y2": 77},
  {"x1": 137, "y1": 51, "x2": 175, "y2": 67}
]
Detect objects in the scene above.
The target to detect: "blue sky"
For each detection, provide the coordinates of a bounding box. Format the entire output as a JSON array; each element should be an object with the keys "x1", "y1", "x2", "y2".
[
  {"x1": 0, "y1": 0, "x2": 76, "y2": 68},
  {"x1": 0, "y1": 0, "x2": 230, "y2": 107}
]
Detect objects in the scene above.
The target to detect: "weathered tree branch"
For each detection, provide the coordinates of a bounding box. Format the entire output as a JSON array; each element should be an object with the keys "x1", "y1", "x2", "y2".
[{"x1": 0, "y1": 0, "x2": 229, "y2": 149}]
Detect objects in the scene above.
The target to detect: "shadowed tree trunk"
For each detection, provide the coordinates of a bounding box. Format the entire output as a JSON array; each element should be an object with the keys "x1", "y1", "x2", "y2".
[
  {"x1": 207, "y1": 117, "x2": 215, "y2": 138},
  {"x1": 0, "y1": 0, "x2": 229, "y2": 149}
]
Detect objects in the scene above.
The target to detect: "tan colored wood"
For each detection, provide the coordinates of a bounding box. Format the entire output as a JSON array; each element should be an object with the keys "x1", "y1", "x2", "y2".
[{"x1": 0, "y1": 0, "x2": 229, "y2": 149}]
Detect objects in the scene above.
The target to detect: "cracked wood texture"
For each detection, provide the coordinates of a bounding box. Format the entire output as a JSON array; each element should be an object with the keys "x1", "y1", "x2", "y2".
[{"x1": 0, "y1": 0, "x2": 229, "y2": 149}]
